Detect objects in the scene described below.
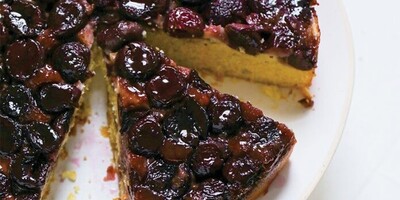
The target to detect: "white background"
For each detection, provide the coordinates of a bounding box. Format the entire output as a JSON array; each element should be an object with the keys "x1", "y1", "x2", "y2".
[{"x1": 309, "y1": 0, "x2": 400, "y2": 199}]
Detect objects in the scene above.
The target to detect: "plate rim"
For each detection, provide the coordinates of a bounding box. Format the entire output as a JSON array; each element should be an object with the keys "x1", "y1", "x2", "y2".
[{"x1": 302, "y1": 0, "x2": 356, "y2": 198}]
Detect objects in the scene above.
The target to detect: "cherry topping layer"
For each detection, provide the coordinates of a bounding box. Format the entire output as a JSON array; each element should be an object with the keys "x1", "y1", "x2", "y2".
[{"x1": 113, "y1": 42, "x2": 296, "y2": 199}]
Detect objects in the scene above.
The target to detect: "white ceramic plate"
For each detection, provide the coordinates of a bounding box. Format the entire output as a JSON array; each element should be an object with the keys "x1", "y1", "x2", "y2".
[{"x1": 48, "y1": 0, "x2": 354, "y2": 199}]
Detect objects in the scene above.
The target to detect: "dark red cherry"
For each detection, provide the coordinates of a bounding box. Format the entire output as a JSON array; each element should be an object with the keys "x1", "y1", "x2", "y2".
[
  {"x1": 115, "y1": 42, "x2": 160, "y2": 80},
  {"x1": 25, "y1": 65, "x2": 64, "y2": 89},
  {"x1": 38, "y1": 83, "x2": 81, "y2": 113},
  {"x1": 145, "y1": 159, "x2": 177, "y2": 192},
  {"x1": 4, "y1": 0, "x2": 45, "y2": 37},
  {"x1": 228, "y1": 130, "x2": 260, "y2": 157},
  {"x1": 49, "y1": 0, "x2": 89, "y2": 37},
  {"x1": 223, "y1": 156, "x2": 260, "y2": 184},
  {"x1": 225, "y1": 23, "x2": 268, "y2": 55},
  {"x1": 160, "y1": 138, "x2": 193, "y2": 163},
  {"x1": 19, "y1": 140, "x2": 40, "y2": 162},
  {"x1": 207, "y1": 0, "x2": 248, "y2": 26},
  {"x1": 1, "y1": 84, "x2": 34, "y2": 118},
  {"x1": 97, "y1": 21, "x2": 144, "y2": 52},
  {"x1": 52, "y1": 110, "x2": 73, "y2": 136},
  {"x1": 127, "y1": 115, "x2": 164, "y2": 156},
  {"x1": 163, "y1": 109, "x2": 199, "y2": 147},
  {"x1": 119, "y1": 0, "x2": 168, "y2": 21},
  {"x1": 184, "y1": 179, "x2": 226, "y2": 199},
  {"x1": 170, "y1": 163, "x2": 191, "y2": 196},
  {"x1": 11, "y1": 155, "x2": 49, "y2": 190},
  {"x1": 53, "y1": 42, "x2": 91, "y2": 83},
  {"x1": 209, "y1": 94, "x2": 242, "y2": 133},
  {"x1": 0, "y1": 171, "x2": 10, "y2": 197},
  {"x1": 0, "y1": 115, "x2": 22, "y2": 155},
  {"x1": 25, "y1": 122, "x2": 61, "y2": 153},
  {"x1": 6, "y1": 39, "x2": 44, "y2": 81},
  {"x1": 165, "y1": 7, "x2": 205, "y2": 38},
  {"x1": 191, "y1": 143, "x2": 224, "y2": 177},
  {"x1": 240, "y1": 101, "x2": 264, "y2": 123},
  {"x1": 146, "y1": 66, "x2": 186, "y2": 107}
]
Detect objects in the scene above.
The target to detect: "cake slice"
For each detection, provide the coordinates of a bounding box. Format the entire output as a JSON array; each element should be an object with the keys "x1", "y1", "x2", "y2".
[
  {"x1": 101, "y1": 41, "x2": 296, "y2": 199},
  {"x1": 0, "y1": 0, "x2": 95, "y2": 199},
  {"x1": 112, "y1": 0, "x2": 320, "y2": 105}
]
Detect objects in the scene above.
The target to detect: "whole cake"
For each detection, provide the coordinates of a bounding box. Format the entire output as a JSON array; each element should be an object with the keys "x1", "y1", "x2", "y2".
[{"x1": 0, "y1": 0, "x2": 319, "y2": 199}]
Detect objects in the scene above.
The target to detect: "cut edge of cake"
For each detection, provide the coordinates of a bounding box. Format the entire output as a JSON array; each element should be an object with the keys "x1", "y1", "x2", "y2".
[{"x1": 38, "y1": 47, "x2": 98, "y2": 200}]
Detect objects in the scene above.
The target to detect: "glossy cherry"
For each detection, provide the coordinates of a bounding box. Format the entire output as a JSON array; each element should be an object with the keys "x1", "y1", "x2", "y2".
[{"x1": 6, "y1": 39, "x2": 44, "y2": 81}]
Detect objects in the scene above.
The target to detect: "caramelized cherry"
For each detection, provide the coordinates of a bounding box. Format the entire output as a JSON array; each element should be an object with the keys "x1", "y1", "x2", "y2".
[
  {"x1": 4, "y1": 0, "x2": 45, "y2": 37},
  {"x1": 97, "y1": 21, "x2": 144, "y2": 52},
  {"x1": 207, "y1": 0, "x2": 248, "y2": 26},
  {"x1": 49, "y1": 0, "x2": 89, "y2": 37},
  {"x1": 170, "y1": 163, "x2": 191, "y2": 196},
  {"x1": 38, "y1": 83, "x2": 81, "y2": 113},
  {"x1": 184, "y1": 178, "x2": 226, "y2": 199},
  {"x1": 115, "y1": 42, "x2": 160, "y2": 80},
  {"x1": 127, "y1": 114, "x2": 164, "y2": 156},
  {"x1": 53, "y1": 42, "x2": 91, "y2": 83},
  {"x1": 25, "y1": 122, "x2": 61, "y2": 153},
  {"x1": 11, "y1": 155, "x2": 49, "y2": 190},
  {"x1": 191, "y1": 143, "x2": 224, "y2": 177},
  {"x1": 146, "y1": 66, "x2": 186, "y2": 107},
  {"x1": 0, "y1": 115, "x2": 22, "y2": 155},
  {"x1": 160, "y1": 138, "x2": 193, "y2": 163},
  {"x1": 6, "y1": 39, "x2": 44, "y2": 81},
  {"x1": 162, "y1": 99, "x2": 208, "y2": 147},
  {"x1": 120, "y1": 0, "x2": 168, "y2": 21},
  {"x1": 1, "y1": 84, "x2": 33, "y2": 118},
  {"x1": 165, "y1": 7, "x2": 205, "y2": 37},
  {"x1": 225, "y1": 23, "x2": 267, "y2": 55},
  {"x1": 208, "y1": 94, "x2": 242, "y2": 133},
  {"x1": 52, "y1": 110, "x2": 73, "y2": 136},
  {"x1": 145, "y1": 159, "x2": 177, "y2": 192},
  {"x1": 223, "y1": 156, "x2": 260, "y2": 184}
]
